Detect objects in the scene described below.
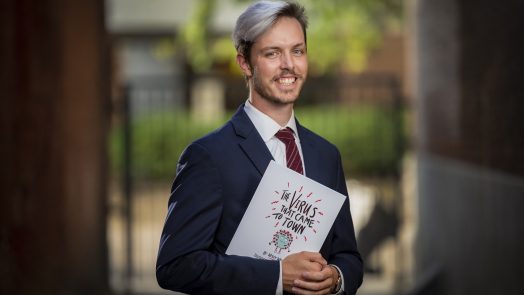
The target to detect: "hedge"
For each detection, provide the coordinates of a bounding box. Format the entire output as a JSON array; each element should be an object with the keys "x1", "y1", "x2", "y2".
[{"x1": 109, "y1": 104, "x2": 406, "y2": 180}]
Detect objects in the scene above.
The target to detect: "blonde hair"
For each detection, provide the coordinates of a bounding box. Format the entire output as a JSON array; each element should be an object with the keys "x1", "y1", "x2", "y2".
[{"x1": 232, "y1": 1, "x2": 308, "y2": 64}]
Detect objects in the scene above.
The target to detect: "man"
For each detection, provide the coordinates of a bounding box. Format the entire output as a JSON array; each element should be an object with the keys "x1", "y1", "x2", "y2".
[{"x1": 156, "y1": 1, "x2": 363, "y2": 294}]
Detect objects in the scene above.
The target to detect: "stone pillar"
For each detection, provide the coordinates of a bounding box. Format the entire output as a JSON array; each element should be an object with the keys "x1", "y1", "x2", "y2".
[
  {"x1": 412, "y1": 0, "x2": 524, "y2": 294},
  {"x1": 0, "y1": 0, "x2": 110, "y2": 294}
]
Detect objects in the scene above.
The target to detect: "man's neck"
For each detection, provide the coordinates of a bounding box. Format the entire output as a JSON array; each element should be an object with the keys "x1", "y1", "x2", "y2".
[{"x1": 248, "y1": 97, "x2": 294, "y2": 127}]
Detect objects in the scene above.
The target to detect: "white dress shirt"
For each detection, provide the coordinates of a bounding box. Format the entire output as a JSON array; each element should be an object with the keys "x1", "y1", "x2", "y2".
[
  {"x1": 244, "y1": 100, "x2": 305, "y2": 174},
  {"x1": 244, "y1": 100, "x2": 344, "y2": 295}
]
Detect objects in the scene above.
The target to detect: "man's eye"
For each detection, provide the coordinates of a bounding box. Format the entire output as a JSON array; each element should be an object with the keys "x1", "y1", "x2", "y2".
[
  {"x1": 293, "y1": 49, "x2": 305, "y2": 56},
  {"x1": 265, "y1": 51, "x2": 279, "y2": 58}
]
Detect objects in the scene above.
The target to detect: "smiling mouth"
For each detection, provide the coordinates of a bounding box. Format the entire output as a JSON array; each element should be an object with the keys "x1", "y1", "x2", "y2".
[{"x1": 276, "y1": 77, "x2": 297, "y2": 86}]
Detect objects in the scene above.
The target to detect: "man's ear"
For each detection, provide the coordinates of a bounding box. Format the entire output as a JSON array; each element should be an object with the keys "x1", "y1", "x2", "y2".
[{"x1": 236, "y1": 53, "x2": 252, "y2": 77}]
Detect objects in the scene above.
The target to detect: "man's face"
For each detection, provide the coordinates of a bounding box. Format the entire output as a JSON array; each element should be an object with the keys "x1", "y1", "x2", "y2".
[{"x1": 243, "y1": 17, "x2": 308, "y2": 105}]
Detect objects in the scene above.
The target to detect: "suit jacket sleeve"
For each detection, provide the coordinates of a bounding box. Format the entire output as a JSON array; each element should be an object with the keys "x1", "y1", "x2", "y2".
[
  {"x1": 328, "y1": 149, "x2": 364, "y2": 295},
  {"x1": 156, "y1": 142, "x2": 279, "y2": 295}
]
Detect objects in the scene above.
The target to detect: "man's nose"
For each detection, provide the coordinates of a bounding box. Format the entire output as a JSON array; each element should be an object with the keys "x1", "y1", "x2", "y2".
[{"x1": 280, "y1": 52, "x2": 294, "y2": 70}]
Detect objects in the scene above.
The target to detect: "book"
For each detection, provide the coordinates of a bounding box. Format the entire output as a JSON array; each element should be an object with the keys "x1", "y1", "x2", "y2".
[{"x1": 226, "y1": 160, "x2": 346, "y2": 261}]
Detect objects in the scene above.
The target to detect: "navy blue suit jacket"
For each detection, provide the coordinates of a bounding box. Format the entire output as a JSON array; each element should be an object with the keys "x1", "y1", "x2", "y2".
[{"x1": 156, "y1": 106, "x2": 363, "y2": 294}]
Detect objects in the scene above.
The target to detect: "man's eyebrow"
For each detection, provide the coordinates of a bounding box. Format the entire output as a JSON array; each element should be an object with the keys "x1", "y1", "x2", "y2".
[
  {"x1": 260, "y1": 46, "x2": 281, "y2": 51},
  {"x1": 259, "y1": 43, "x2": 306, "y2": 51}
]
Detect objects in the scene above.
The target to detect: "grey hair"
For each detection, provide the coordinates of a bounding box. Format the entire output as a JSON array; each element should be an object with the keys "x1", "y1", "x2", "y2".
[{"x1": 233, "y1": 1, "x2": 308, "y2": 64}]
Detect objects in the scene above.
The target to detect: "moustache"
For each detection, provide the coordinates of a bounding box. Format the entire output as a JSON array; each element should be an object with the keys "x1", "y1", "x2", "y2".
[{"x1": 273, "y1": 70, "x2": 303, "y2": 80}]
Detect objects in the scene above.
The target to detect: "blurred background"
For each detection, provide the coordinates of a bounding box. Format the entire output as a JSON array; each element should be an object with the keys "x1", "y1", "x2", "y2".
[{"x1": 1, "y1": 0, "x2": 523, "y2": 295}]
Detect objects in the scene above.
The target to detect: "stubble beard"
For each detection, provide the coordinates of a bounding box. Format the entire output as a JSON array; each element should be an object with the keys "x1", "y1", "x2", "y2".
[{"x1": 251, "y1": 67, "x2": 304, "y2": 106}]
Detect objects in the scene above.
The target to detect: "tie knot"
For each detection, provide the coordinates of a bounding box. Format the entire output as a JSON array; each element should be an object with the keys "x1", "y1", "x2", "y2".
[{"x1": 275, "y1": 127, "x2": 295, "y2": 143}]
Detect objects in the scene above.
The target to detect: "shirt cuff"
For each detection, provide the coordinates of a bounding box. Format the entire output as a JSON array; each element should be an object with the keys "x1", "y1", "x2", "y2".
[
  {"x1": 276, "y1": 260, "x2": 283, "y2": 295},
  {"x1": 330, "y1": 264, "x2": 345, "y2": 294}
]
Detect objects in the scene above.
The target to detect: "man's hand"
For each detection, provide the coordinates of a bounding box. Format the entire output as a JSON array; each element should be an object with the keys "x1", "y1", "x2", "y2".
[
  {"x1": 291, "y1": 264, "x2": 338, "y2": 295},
  {"x1": 282, "y1": 252, "x2": 338, "y2": 294},
  {"x1": 282, "y1": 251, "x2": 325, "y2": 292}
]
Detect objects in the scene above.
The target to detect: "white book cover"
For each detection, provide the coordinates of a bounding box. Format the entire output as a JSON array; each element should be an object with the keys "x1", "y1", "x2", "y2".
[{"x1": 226, "y1": 160, "x2": 346, "y2": 261}]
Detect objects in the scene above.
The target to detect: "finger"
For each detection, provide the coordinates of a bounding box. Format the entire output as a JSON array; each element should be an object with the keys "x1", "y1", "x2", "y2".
[
  {"x1": 295, "y1": 278, "x2": 332, "y2": 289},
  {"x1": 306, "y1": 253, "x2": 327, "y2": 266},
  {"x1": 291, "y1": 287, "x2": 331, "y2": 295},
  {"x1": 292, "y1": 279, "x2": 332, "y2": 294},
  {"x1": 292, "y1": 285, "x2": 331, "y2": 295},
  {"x1": 302, "y1": 269, "x2": 331, "y2": 282}
]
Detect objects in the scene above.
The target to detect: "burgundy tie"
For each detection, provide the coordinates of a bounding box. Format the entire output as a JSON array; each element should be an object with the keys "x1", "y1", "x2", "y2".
[{"x1": 275, "y1": 127, "x2": 304, "y2": 174}]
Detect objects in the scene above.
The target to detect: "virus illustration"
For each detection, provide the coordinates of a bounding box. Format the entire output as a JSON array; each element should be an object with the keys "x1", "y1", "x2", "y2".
[{"x1": 270, "y1": 229, "x2": 294, "y2": 254}]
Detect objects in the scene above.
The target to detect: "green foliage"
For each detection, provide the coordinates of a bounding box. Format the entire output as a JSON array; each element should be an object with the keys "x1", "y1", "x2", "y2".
[
  {"x1": 177, "y1": 0, "x2": 218, "y2": 72},
  {"x1": 296, "y1": 104, "x2": 405, "y2": 176},
  {"x1": 179, "y1": 0, "x2": 403, "y2": 74},
  {"x1": 304, "y1": 2, "x2": 378, "y2": 73},
  {"x1": 109, "y1": 105, "x2": 406, "y2": 180},
  {"x1": 109, "y1": 110, "x2": 227, "y2": 180}
]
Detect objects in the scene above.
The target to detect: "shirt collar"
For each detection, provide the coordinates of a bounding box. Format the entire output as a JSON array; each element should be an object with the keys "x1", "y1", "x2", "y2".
[{"x1": 244, "y1": 100, "x2": 299, "y2": 142}]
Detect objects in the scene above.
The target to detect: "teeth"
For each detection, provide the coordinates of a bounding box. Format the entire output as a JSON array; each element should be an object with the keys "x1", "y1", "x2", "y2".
[{"x1": 278, "y1": 77, "x2": 295, "y2": 85}]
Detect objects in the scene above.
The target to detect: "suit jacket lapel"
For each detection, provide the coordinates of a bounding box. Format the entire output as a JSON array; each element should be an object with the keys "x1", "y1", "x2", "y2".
[
  {"x1": 231, "y1": 105, "x2": 273, "y2": 176},
  {"x1": 297, "y1": 122, "x2": 322, "y2": 183}
]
